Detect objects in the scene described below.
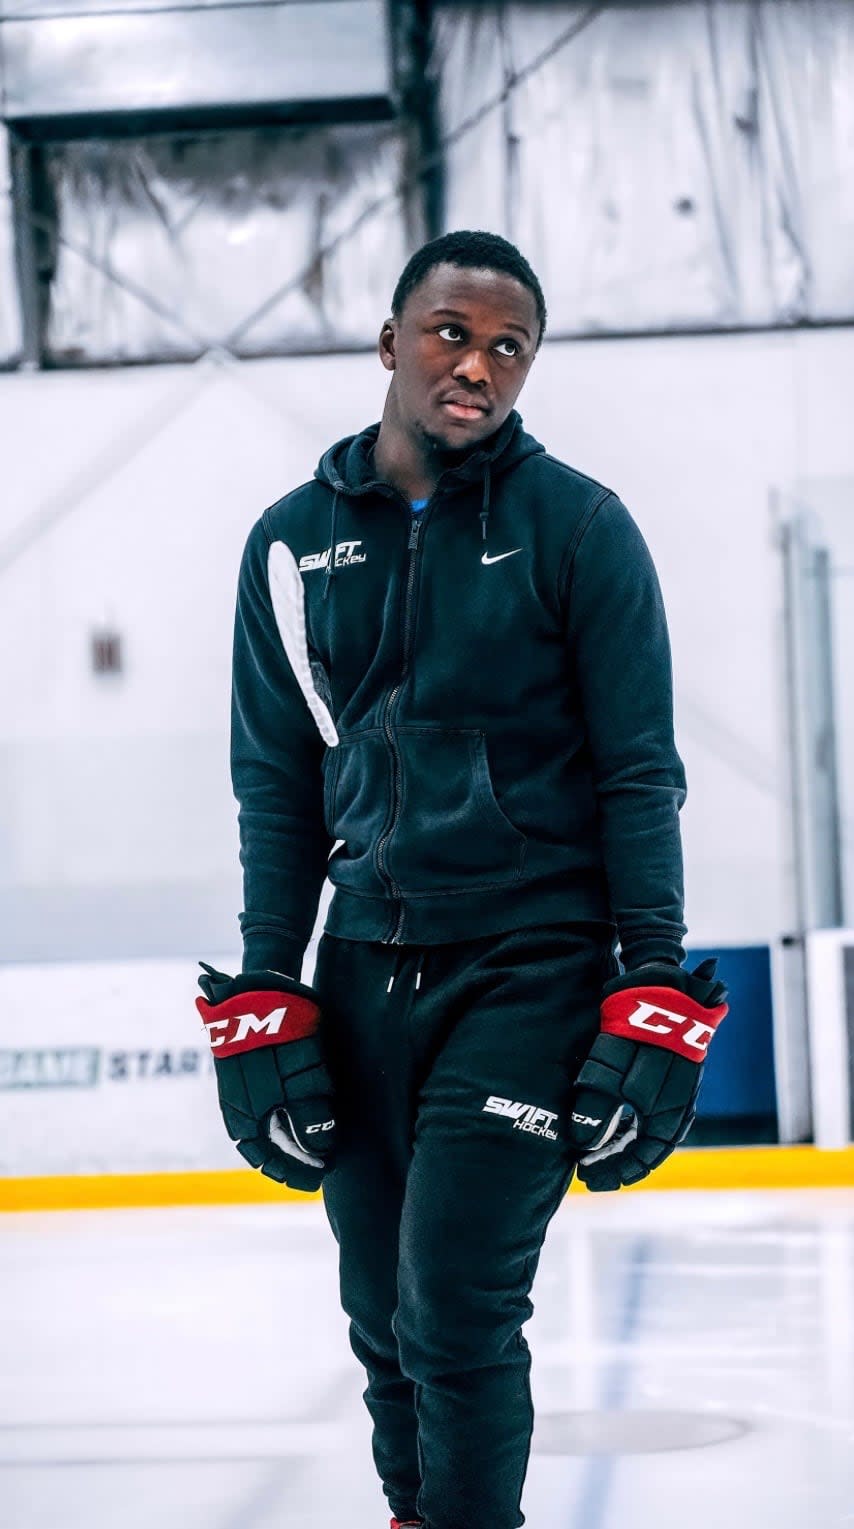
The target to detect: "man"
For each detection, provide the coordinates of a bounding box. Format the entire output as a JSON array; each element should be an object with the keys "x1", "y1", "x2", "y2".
[{"x1": 196, "y1": 230, "x2": 728, "y2": 1529}]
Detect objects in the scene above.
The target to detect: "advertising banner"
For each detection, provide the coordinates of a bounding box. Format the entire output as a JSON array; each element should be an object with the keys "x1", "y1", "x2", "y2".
[{"x1": 0, "y1": 955, "x2": 251, "y2": 1176}]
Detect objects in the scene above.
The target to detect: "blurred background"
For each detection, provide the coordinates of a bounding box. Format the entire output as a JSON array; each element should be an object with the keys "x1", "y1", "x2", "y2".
[
  {"x1": 2, "y1": 7, "x2": 854, "y2": 1529},
  {"x1": 1, "y1": 0, "x2": 854, "y2": 1171}
]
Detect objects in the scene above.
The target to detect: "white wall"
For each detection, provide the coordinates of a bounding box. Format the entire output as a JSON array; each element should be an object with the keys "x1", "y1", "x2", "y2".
[{"x1": 1, "y1": 328, "x2": 852, "y2": 962}]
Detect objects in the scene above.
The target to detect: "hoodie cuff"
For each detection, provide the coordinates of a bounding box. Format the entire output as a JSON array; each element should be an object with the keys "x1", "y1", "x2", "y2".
[
  {"x1": 241, "y1": 931, "x2": 307, "y2": 983},
  {"x1": 617, "y1": 932, "x2": 686, "y2": 971}
]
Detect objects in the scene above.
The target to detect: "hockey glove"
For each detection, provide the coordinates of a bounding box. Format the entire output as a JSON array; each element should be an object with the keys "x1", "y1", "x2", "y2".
[
  {"x1": 196, "y1": 962, "x2": 336, "y2": 1192},
  {"x1": 567, "y1": 957, "x2": 728, "y2": 1192}
]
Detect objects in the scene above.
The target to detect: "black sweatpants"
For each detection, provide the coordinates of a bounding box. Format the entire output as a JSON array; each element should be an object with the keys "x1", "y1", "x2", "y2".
[{"x1": 313, "y1": 920, "x2": 618, "y2": 1529}]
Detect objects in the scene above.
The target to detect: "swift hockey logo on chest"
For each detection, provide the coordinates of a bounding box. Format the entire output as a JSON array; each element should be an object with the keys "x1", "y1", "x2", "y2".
[
  {"x1": 483, "y1": 1095, "x2": 559, "y2": 1141},
  {"x1": 299, "y1": 540, "x2": 366, "y2": 572}
]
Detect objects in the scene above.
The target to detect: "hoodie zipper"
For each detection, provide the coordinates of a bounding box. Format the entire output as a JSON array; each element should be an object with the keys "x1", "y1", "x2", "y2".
[{"x1": 375, "y1": 505, "x2": 429, "y2": 943}]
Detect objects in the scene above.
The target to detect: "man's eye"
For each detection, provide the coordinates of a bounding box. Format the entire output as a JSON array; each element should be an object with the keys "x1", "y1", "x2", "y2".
[
  {"x1": 495, "y1": 339, "x2": 519, "y2": 357},
  {"x1": 437, "y1": 325, "x2": 464, "y2": 342}
]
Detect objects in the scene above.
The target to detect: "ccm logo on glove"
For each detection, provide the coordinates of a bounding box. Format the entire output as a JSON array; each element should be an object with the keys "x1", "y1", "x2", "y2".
[
  {"x1": 197, "y1": 988, "x2": 319, "y2": 1058},
  {"x1": 600, "y1": 987, "x2": 726, "y2": 1060}
]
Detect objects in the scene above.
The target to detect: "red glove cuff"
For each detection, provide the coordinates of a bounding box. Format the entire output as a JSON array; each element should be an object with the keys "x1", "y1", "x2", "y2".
[
  {"x1": 600, "y1": 984, "x2": 728, "y2": 1062},
  {"x1": 196, "y1": 988, "x2": 321, "y2": 1059}
]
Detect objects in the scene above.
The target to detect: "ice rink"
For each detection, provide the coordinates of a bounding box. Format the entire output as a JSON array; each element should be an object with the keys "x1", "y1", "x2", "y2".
[{"x1": 2, "y1": 1187, "x2": 853, "y2": 1529}]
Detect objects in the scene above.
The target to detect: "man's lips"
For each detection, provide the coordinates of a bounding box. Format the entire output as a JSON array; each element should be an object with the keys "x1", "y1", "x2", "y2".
[{"x1": 440, "y1": 394, "x2": 491, "y2": 422}]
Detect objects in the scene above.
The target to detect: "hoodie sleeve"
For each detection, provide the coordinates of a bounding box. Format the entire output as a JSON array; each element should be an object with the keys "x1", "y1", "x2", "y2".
[
  {"x1": 563, "y1": 492, "x2": 688, "y2": 971},
  {"x1": 231, "y1": 516, "x2": 334, "y2": 978}
]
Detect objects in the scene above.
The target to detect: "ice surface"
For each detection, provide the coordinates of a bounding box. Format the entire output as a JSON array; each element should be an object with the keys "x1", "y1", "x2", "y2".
[{"x1": 1, "y1": 1189, "x2": 852, "y2": 1528}]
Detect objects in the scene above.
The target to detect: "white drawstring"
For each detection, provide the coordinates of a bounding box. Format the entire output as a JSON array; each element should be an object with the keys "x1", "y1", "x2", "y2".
[{"x1": 386, "y1": 952, "x2": 424, "y2": 994}]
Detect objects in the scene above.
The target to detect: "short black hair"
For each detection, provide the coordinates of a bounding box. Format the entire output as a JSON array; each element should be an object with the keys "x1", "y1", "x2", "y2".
[{"x1": 391, "y1": 229, "x2": 547, "y2": 348}]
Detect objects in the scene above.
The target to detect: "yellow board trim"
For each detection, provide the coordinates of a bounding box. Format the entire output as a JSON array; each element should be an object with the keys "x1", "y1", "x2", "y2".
[{"x1": 2, "y1": 1146, "x2": 854, "y2": 1212}]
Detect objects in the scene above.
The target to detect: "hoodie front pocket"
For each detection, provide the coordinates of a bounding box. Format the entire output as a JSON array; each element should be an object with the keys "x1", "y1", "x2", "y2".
[
  {"x1": 386, "y1": 727, "x2": 527, "y2": 895},
  {"x1": 324, "y1": 733, "x2": 393, "y2": 894}
]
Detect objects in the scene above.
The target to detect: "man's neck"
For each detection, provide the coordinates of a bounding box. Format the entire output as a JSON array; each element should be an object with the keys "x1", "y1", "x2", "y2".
[{"x1": 373, "y1": 421, "x2": 440, "y2": 504}]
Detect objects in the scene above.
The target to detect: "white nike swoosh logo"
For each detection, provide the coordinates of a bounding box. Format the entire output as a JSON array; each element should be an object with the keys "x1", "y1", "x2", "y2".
[{"x1": 481, "y1": 548, "x2": 523, "y2": 565}]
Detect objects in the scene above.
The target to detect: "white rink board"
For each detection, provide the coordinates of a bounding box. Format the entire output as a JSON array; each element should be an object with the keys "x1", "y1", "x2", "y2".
[
  {"x1": 806, "y1": 928, "x2": 854, "y2": 1148},
  {"x1": 0, "y1": 956, "x2": 250, "y2": 1176}
]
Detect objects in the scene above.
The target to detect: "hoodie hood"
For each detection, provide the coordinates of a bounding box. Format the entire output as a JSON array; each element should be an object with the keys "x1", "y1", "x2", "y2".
[{"x1": 315, "y1": 410, "x2": 545, "y2": 499}]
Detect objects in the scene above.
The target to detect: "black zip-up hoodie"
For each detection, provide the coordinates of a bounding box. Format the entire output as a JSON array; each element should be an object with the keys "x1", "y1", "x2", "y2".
[{"x1": 231, "y1": 410, "x2": 688, "y2": 979}]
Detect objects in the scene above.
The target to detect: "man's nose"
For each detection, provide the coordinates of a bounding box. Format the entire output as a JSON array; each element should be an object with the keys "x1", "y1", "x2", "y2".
[{"x1": 453, "y1": 348, "x2": 490, "y2": 386}]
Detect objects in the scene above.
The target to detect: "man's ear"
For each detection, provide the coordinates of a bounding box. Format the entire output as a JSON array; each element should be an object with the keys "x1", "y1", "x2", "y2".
[{"x1": 378, "y1": 319, "x2": 396, "y2": 372}]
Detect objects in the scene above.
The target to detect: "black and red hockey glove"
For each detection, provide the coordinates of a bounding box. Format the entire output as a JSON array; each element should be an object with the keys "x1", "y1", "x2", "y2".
[
  {"x1": 196, "y1": 962, "x2": 336, "y2": 1192},
  {"x1": 566, "y1": 956, "x2": 729, "y2": 1192}
]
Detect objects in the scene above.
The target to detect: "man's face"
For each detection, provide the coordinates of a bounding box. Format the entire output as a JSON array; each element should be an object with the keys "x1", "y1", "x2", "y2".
[{"x1": 379, "y1": 263, "x2": 540, "y2": 453}]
